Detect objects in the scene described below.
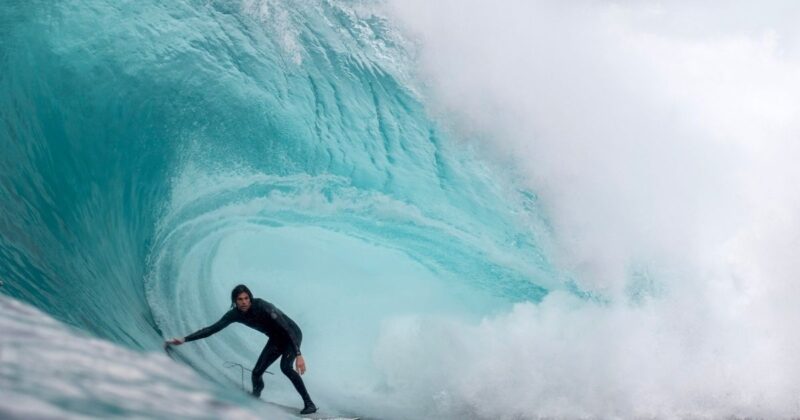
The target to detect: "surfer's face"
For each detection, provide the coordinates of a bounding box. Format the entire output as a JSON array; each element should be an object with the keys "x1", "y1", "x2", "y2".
[{"x1": 235, "y1": 292, "x2": 251, "y2": 312}]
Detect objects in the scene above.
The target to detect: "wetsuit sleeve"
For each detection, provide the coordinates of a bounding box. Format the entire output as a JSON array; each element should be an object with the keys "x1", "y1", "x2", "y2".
[
  {"x1": 184, "y1": 310, "x2": 236, "y2": 342},
  {"x1": 262, "y1": 300, "x2": 303, "y2": 356}
]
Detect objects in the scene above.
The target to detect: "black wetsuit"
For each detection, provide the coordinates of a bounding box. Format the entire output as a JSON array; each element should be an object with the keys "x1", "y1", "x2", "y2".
[{"x1": 184, "y1": 298, "x2": 313, "y2": 404}]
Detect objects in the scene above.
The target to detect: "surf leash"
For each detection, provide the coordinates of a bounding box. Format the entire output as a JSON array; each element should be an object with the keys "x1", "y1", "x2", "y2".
[{"x1": 223, "y1": 361, "x2": 272, "y2": 390}]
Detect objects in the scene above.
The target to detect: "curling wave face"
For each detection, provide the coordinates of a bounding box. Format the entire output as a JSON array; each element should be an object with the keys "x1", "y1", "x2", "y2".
[{"x1": 1, "y1": 1, "x2": 552, "y2": 418}]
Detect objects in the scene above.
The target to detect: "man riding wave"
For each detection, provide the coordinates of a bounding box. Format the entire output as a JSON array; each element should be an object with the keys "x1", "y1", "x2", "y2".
[{"x1": 166, "y1": 284, "x2": 317, "y2": 415}]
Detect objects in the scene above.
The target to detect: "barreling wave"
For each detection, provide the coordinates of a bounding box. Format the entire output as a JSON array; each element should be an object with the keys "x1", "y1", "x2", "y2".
[{"x1": 0, "y1": 1, "x2": 553, "y2": 418}]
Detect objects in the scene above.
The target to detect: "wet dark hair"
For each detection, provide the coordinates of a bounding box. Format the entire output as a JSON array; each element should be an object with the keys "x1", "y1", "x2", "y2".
[{"x1": 230, "y1": 284, "x2": 253, "y2": 307}]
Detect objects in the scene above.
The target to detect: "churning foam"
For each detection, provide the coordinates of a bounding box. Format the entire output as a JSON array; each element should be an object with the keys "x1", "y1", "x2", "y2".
[{"x1": 376, "y1": 1, "x2": 800, "y2": 417}]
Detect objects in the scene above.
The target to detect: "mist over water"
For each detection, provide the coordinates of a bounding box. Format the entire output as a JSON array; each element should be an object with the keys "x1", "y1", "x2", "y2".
[{"x1": 382, "y1": 0, "x2": 800, "y2": 417}]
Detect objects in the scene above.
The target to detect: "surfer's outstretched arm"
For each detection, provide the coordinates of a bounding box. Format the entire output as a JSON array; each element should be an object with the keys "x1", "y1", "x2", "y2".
[
  {"x1": 166, "y1": 310, "x2": 236, "y2": 346},
  {"x1": 165, "y1": 337, "x2": 184, "y2": 346}
]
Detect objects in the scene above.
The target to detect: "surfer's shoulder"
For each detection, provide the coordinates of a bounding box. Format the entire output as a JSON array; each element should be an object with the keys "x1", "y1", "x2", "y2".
[
  {"x1": 223, "y1": 307, "x2": 240, "y2": 320},
  {"x1": 252, "y1": 297, "x2": 271, "y2": 309}
]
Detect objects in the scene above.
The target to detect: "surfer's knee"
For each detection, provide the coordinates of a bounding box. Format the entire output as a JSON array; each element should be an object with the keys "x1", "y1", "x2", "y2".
[{"x1": 280, "y1": 359, "x2": 294, "y2": 376}]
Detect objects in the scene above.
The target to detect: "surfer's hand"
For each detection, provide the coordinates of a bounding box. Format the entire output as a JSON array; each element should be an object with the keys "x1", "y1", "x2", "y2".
[
  {"x1": 295, "y1": 355, "x2": 306, "y2": 375},
  {"x1": 166, "y1": 337, "x2": 185, "y2": 346}
]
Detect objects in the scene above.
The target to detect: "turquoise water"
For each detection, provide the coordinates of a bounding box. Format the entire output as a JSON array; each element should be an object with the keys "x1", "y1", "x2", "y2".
[{"x1": 0, "y1": 1, "x2": 555, "y2": 418}]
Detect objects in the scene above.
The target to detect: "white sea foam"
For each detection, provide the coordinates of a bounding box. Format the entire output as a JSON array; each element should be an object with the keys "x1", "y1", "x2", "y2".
[
  {"x1": 377, "y1": 1, "x2": 800, "y2": 417},
  {"x1": 0, "y1": 295, "x2": 279, "y2": 419}
]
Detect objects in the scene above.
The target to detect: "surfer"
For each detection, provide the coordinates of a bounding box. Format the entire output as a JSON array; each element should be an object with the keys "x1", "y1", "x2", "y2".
[{"x1": 165, "y1": 284, "x2": 317, "y2": 415}]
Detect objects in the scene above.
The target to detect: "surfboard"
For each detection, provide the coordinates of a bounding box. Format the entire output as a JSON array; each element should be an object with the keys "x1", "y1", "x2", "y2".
[
  {"x1": 164, "y1": 347, "x2": 359, "y2": 419},
  {"x1": 264, "y1": 400, "x2": 361, "y2": 420}
]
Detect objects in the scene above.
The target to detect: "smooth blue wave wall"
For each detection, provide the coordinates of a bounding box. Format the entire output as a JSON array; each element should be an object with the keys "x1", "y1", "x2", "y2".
[{"x1": 1, "y1": 0, "x2": 554, "y2": 416}]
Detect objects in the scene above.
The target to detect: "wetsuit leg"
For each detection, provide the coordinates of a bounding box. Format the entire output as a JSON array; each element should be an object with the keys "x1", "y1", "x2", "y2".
[
  {"x1": 279, "y1": 346, "x2": 314, "y2": 405},
  {"x1": 251, "y1": 340, "x2": 281, "y2": 397}
]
